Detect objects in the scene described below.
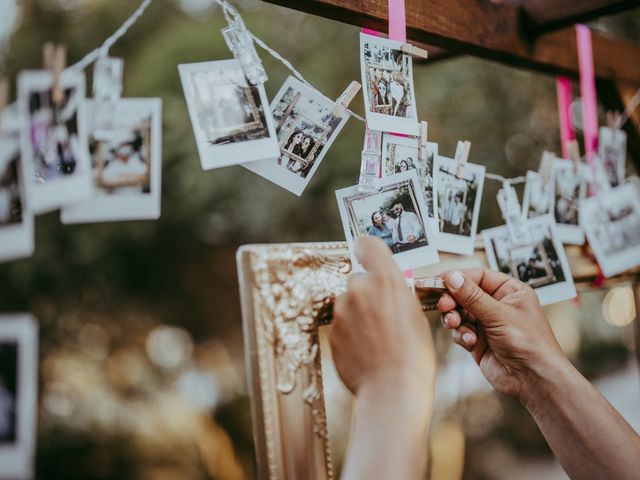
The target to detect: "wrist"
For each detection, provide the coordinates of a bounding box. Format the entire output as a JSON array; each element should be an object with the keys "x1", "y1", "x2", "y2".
[{"x1": 518, "y1": 347, "x2": 578, "y2": 417}]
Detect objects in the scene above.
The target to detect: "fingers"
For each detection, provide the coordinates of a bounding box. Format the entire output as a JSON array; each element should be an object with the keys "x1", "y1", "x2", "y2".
[
  {"x1": 452, "y1": 324, "x2": 477, "y2": 350},
  {"x1": 441, "y1": 270, "x2": 502, "y2": 325},
  {"x1": 355, "y1": 236, "x2": 402, "y2": 279},
  {"x1": 456, "y1": 268, "x2": 523, "y2": 301}
]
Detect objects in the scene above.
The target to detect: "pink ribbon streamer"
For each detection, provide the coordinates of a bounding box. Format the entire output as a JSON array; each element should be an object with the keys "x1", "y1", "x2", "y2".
[
  {"x1": 555, "y1": 76, "x2": 575, "y2": 159},
  {"x1": 576, "y1": 25, "x2": 599, "y2": 188},
  {"x1": 388, "y1": 0, "x2": 407, "y2": 43}
]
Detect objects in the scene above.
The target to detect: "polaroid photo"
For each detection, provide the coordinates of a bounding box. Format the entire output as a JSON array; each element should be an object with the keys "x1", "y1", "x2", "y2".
[
  {"x1": 360, "y1": 33, "x2": 419, "y2": 136},
  {"x1": 522, "y1": 170, "x2": 554, "y2": 219},
  {"x1": 483, "y1": 215, "x2": 576, "y2": 305},
  {"x1": 0, "y1": 132, "x2": 34, "y2": 263},
  {"x1": 336, "y1": 169, "x2": 439, "y2": 271},
  {"x1": 432, "y1": 155, "x2": 486, "y2": 255},
  {"x1": 178, "y1": 59, "x2": 279, "y2": 170},
  {"x1": 580, "y1": 182, "x2": 640, "y2": 277},
  {"x1": 17, "y1": 69, "x2": 92, "y2": 214},
  {"x1": 552, "y1": 159, "x2": 588, "y2": 245},
  {"x1": 381, "y1": 133, "x2": 438, "y2": 228},
  {"x1": 61, "y1": 98, "x2": 162, "y2": 224},
  {"x1": 244, "y1": 76, "x2": 350, "y2": 196},
  {"x1": 598, "y1": 126, "x2": 626, "y2": 188},
  {"x1": 0, "y1": 314, "x2": 38, "y2": 480}
]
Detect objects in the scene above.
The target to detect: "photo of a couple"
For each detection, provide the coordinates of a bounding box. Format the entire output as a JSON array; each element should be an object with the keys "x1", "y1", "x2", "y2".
[{"x1": 344, "y1": 179, "x2": 428, "y2": 255}]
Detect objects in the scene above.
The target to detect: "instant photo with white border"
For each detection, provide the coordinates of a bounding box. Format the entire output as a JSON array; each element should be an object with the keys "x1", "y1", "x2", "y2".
[
  {"x1": 336, "y1": 169, "x2": 439, "y2": 272},
  {"x1": 598, "y1": 126, "x2": 626, "y2": 188},
  {"x1": 244, "y1": 76, "x2": 350, "y2": 196},
  {"x1": 580, "y1": 182, "x2": 640, "y2": 277},
  {"x1": 360, "y1": 33, "x2": 419, "y2": 136},
  {"x1": 432, "y1": 155, "x2": 486, "y2": 256},
  {"x1": 18, "y1": 69, "x2": 92, "y2": 214},
  {"x1": 178, "y1": 59, "x2": 279, "y2": 170},
  {"x1": 0, "y1": 313, "x2": 38, "y2": 480},
  {"x1": 381, "y1": 133, "x2": 438, "y2": 230},
  {"x1": 522, "y1": 170, "x2": 554, "y2": 219},
  {"x1": 483, "y1": 215, "x2": 576, "y2": 305},
  {"x1": 0, "y1": 133, "x2": 34, "y2": 263},
  {"x1": 552, "y1": 159, "x2": 587, "y2": 245},
  {"x1": 61, "y1": 98, "x2": 162, "y2": 224}
]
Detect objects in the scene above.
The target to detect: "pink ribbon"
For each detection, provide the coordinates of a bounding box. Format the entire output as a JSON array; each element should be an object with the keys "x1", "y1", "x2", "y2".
[
  {"x1": 388, "y1": 0, "x2": 407, "y2": 43},
  {"x1": 555, "y1": 76, "x2": 575, "y2": 159},
  {"x1": 576, "y1": 24, "x2": 599, "y2": 190}
]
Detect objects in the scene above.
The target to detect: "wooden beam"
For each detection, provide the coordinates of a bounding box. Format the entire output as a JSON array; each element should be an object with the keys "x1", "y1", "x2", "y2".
[
  {"x1": 520, "y1": 0, "x2": 640, "y2": 35},
  {"x1": 263, "y1": 0, "x2": 640, "y2": 85}
]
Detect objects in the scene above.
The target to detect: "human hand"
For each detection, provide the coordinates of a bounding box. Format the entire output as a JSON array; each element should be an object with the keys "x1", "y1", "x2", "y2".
[
  {"x1": 331, "y1": 236, "x2": 435, "y2": 400},
  {"x1": 437, "y1": 269, "x2": 568, "y2": 405}
]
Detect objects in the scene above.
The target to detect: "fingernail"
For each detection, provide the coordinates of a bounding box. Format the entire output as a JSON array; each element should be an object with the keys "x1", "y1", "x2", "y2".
[
  {"x1": 441, "y1": 314, "x2": 449, "y2": 328},
  {"x1": 447, "y1": 271, "x2": 464, "y2": 289},
  {"x1": 462, "y1": 333, "x2": 473, "y2": 344}
]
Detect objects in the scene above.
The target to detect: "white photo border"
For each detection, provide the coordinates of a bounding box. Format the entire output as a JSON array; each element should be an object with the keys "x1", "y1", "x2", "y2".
[
  {"x1": 482, "y1": 215, "x2": 577, "y2": 305},
  {"x1": 0, "y1": 314, "x2": 38, "y2": 480},
  {"x1": 61, "y1": 98, "x2": 163, "y2": 224},
  {"x1": 18, "y1": 69, "x2": 92, "y2": 214},
  {"x1": 244, "y1": 76, "x2": 350, "y2": 196},
  {"x1": 359, "y1": 33, "x2": 419, "y2": 136},
  {"x1": 335, "y1": 169, "x2": 439, "y2": 272},
  {"x1": 522, "y1": 170, "x2": 555, "y2": 220},
  {"x1": 0, "y1": 133, "x2": 34, "y2": 263},
  {"x1": 432, "y1": 155, "x2": 486, "y2": 256},
  {"x1": 552, "y1": 159, "x2": 588, "y2": 245},
  {"x1": 178, "y1": 59, "x2": 279, "y2": 171}
]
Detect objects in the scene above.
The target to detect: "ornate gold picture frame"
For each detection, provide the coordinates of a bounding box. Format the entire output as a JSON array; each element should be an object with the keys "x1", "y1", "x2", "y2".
[{"x1": 237, "y1": 241, "x2": 637, "y2": 479}]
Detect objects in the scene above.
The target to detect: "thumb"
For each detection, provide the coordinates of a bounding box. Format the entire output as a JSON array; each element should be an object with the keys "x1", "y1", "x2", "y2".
[{"x1": 442, "y1": 270, "x2": 502, "y2": 323}]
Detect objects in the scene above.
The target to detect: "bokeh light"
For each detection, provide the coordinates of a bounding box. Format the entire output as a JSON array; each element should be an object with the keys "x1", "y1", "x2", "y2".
[{"x1": 602, "y1": 287, "x2": 636, "y2": 327}]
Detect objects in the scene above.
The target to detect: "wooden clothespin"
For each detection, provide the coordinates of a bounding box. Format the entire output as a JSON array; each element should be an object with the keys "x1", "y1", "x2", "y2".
[
  {"x1": 401, "y1": 43, "x2": 429, "y2": 60},
  {"x1": 539, "y1": 151, "x2": 554, "y2": 185},
  {"x1": 566, "y1": 139, "x2": 581, "y2": 173},
  {"x1": 43, "y1": 42, "x2": 67, "y2": 106},
  {"x1": 332, "y1": 81, "x2": 361, "y2": 117},
  {"x1": 454, "y1": 140, "x2": 471, "y2": 177},
  {"x1": 0, "y1": 77, "x2": 8, "y2": 133},
  {"x1": 418, "y1": 121, "x2": 428, "y2": 163}
]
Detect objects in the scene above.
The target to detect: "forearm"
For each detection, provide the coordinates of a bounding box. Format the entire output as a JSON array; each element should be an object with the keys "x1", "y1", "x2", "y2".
[
  {"x1": 522, "y1": 356, "x2": 640, "y2": 480},
  {"x1": 341, "y1": 378, "x2": 433, "y2": 480}
]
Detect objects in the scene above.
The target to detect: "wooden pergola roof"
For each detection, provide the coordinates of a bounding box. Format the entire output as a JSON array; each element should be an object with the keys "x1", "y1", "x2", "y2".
[{"x1": 263, "y1": 0, "x2": 640, "y2": 168}]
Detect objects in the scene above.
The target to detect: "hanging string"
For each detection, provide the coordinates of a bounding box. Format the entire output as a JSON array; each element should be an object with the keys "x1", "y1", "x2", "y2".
[
  {"x1": 485, "y1": 173, "x2": 527, "y2": 185},
  {"x1": 69, "y1": 0, "x2": 153, "y2": 72},
  {"x1": 615, "y1": 85, "x2": 640, "y2": 130}
]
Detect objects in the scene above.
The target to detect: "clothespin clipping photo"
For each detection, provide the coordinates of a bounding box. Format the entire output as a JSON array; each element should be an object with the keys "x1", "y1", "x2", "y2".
[
  {"x1": 43, "y1": 42, "x2": 67, "y2": 106},
  {"x1": 401, "y1": 43, "x2": 429, "y2": 60},
  {"x1": 454, "y1": 140, "x2": 470, "y2": 177},
  {"x1": 332, "y1": 80, "x2": 361, "y2": 117},
  {"x1": 418, "y1": 121, "x2": 428, "y2": 163}
]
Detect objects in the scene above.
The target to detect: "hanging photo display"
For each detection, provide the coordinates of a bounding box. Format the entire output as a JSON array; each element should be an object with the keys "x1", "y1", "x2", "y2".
[
  {"x1": 552, "y1": 159, "x2": 588, "y2": 245},
  {"x1": 336, "y1": 170, "x2": 439, "y2": 271},
  {"x1": 360, "y1": 32, "x2": 419, "y2": 136},
  {"x1": 522, "y1": 170, "x2": 554, "y2": 219},
  {"x1": 381, "y1": 133, "x2": 438, "y2": 228},
  {"x1": 580, "y1": 182, "x2": 640, "y2": 277},
  {"x1": 17, "y1": 69, "x2": 91, "y2": 214},
  {"x1": 178, "y1": 59, "x2": 279, "y2": 170},
  {"x1": 433, "y1": 155, "x2": 486, "y2": 255},
  {"x1": 61, "y1": 98, "x2": 162, "y2": 224},
  {"x1": 598, "y1": 126, "x2": 626, "y2": 188},
  {"x1": 0, "y1": 314, "x2": 38, "y2": 480},
  {"x1": 483, "y1": 215, "x2": 576, "y2": 305},
  {"x1": 244, "y1": 76, "x2": 350, "y2": 196},
  {"x1": 0, "y1": 132, "x2": 34, "y2": 263}
]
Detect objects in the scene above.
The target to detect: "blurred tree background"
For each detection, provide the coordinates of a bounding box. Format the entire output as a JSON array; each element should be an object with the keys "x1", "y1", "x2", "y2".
[{"x1": 0, "y1": 1, "x2": 639, "y2": 479}]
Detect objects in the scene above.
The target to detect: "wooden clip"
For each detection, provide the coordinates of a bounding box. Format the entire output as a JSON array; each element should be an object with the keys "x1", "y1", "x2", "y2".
[
  {"x1": 43, "y1": 42, "x2": 67, "y2": 106},
  {"x1": 418, "y1": 121, "x2": 428, "y2": 162},
  {"x1": 332, "y1": 81, "x2": 361, "y2": 117},
  {"x1": 566, "y1": 139, "x2": 581, "y2": 173},
  {"x1": 0, "y1": 77, "x2": 8, "y2": 133},
  {"x1": 454, "y1": 140, "x2": 471, "y2": 176},
  {"x1": 539, "y1": 151, "x2": 554, "y2": 184},
  {"x1": 401, "y1": 43, "x2": 429, "y2": 59}
]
